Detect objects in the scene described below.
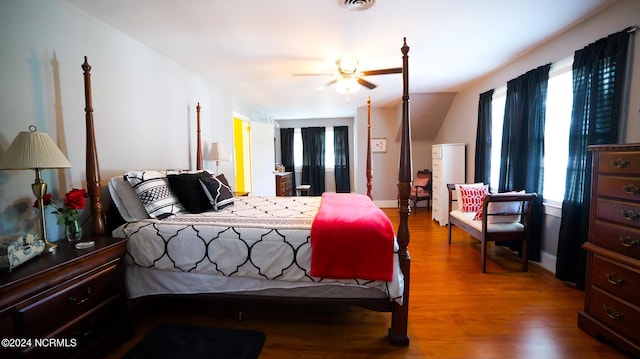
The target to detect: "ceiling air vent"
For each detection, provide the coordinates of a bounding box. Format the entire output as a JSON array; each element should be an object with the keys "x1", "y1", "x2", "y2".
[{"x1": 340, "y1": 0, "x2": 376, "y2": 11}]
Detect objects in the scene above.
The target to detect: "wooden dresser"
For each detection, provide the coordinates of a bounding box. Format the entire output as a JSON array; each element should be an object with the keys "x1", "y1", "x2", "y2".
[
  {"x1": 275, "y1": 172, "x2": 294, "y2": 196},
  {"x1": 0, "y1": 237, "x2": 131, "y2": 359},
  {"x1": 431, "y1": 143, "x2": 466, "y2": 226},
  {"x1": 579, "y1": 144, "x2": 640, "y2": 357}
]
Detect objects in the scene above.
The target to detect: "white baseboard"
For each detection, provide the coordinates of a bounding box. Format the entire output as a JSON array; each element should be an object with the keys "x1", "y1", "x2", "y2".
[{"x1": 535, "y1": 250, "x2": 557, "y2": 274}]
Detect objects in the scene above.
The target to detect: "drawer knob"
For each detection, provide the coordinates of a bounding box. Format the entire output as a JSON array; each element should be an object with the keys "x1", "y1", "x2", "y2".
[
  {"x1": 619, "y1": 236, "x2": 639, "y2": 248},
  {"x1": 611, "y1": 158, "x2": 630, "y2": 169},
  {"x1": 622, "y1": 209, "x2": 638, "y2": 221},
  {"x1": 68, "y1": 287, "x2": 92, "y2": 306},
  {"x1": 606, "y1": 273, "x2": 626, "y2": 287},
  {"x1": 623, "y1": 184, "x2": 640, "y2": 195},
  {"x1": 603, "y1": 305, "x2": 623, "y2": 321}
]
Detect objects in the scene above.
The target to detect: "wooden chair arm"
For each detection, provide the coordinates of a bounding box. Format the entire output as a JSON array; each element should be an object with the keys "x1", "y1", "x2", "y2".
[
  {"x1": 414, "y1": 184, "x2": 431, "y2": 191},
  {"x1": 481, "y1": 193, "x2": 537, "y2": 230},
  {"x1": 484, "y1": 193, "x2": 537, "y2": 203}
]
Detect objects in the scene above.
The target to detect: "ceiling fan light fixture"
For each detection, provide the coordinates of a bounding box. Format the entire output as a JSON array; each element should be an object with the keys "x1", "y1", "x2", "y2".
[
  {"x1": 336, "y1": 78, "x2": 360, "y2": 94},
  {"x1": 337, "y1": 56, "x2": 359, "y2": 74},
  {"x1": 340, "y1": 0, "x2": 376, "y2": 11}
]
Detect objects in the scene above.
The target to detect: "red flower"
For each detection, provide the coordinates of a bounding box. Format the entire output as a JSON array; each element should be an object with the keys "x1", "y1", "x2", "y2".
[
  {"x1": 33, "y1": 193, "x2": 53, "y2": 209},
  {"x1": 64, "y1": 188, "x2": 88, "y2": 210}
]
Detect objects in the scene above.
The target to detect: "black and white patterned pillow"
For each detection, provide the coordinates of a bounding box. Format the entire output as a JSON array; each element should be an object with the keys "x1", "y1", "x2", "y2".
[
  {"x1": 124, "y1": 170, "x2": 185, "y2": 219},
  {"x1": 199, "y1": 176, "x2": 234, "y2": 211},
  {"x1": 167, "y1": 171, "x2": 213, "y2": 214}
]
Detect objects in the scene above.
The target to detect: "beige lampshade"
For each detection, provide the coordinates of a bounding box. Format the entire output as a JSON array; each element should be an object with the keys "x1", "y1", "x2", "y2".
[
  {"x1": 0, "y1": 127, "x2": 71, "y2": 170},
  {"x1": 207, "y1": 142, "x2": 229, "y2": 162}
]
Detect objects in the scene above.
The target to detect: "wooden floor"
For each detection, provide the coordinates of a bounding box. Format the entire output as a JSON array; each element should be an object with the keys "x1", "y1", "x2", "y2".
[{"x1": 103, "y1": 208, "x2": 632, "y2": 359}]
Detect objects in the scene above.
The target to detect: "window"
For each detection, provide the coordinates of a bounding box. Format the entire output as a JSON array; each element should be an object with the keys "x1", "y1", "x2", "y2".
[
  {"x1": 490, "y1": 57, "x2": 573, "y2": 205},
  {"x1": 293, "y1": 127, "x2": 335, "y2": 169},
  {"x1": 489, "y1": 87, "x2": 506, "y2": 193},
  {"x1": 542, "y1": 58, "x2": 573, "y2": 204}
]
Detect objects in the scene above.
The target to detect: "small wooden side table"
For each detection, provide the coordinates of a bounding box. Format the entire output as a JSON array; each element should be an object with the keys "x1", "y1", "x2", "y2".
[{"x1": 0, "y1": 237, "x2": 131, "y2": 359}]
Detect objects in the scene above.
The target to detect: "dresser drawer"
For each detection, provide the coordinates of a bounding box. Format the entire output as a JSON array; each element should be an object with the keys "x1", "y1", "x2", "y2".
[
  {"x1": 592, "y1": 220, "x2": 640, "y2": 260},
  {"x1": 432, "y1": 159, "x2": 442, "y2": 171},
  {"x1": 16, "y1": 263, "x2": 121, "y2": 337},
  {"x1": 588, "y1": 287, "x2": 640, "y2": 344},
  {"x1": 598, "y1": 152, "x2": 640, "y2": 175},
  {"x1": 595, "y1": 198, "x2": 640, "y2": 228},
  {"x1": 432, "y1": 146, "x2": 442, "y2": 159},
  {"x1": 592, "y1": 255, "x2": 640, "y2": 305},
  {"x1": 597, "y1": 176, "x2": 640, "y2": 200}
]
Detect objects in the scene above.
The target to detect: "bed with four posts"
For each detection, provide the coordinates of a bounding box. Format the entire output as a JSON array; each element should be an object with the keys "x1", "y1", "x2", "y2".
[{"x1": 82, "y1": 39, "x2": 413, "y2": 346}]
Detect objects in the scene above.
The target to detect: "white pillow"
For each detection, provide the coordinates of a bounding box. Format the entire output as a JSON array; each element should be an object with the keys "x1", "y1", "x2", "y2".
[
  {"x1": 487, "y1": 190, "x2": 525, "y2": 224},
  {"x1": 108, "y1": 176, "x2": 150, "y2": 222}
]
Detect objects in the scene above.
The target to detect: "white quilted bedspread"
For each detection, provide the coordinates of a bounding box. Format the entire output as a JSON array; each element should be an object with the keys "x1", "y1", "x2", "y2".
[{"x1": 113, "y1": 196, "x2": 403, "y2": 301}]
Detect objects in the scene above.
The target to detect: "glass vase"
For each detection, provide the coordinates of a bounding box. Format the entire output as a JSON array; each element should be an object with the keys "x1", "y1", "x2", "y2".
[{"x1": 66, "y1": 220, "x2": 83, "y2": 242}]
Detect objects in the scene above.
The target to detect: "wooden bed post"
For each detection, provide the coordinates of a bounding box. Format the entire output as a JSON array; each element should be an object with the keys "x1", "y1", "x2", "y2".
[
  {"x1": 82, "y1": 57, "x2": 105, "y2": 236},
  {"x1": 366, "y1": 96, "x2": 373, "y2": 199},
  {"x1": 389, "y1": 38, "x2": 411, "y2": 346},
  {"x1": 196, "y1": 102, "x2": 202, "y2": 170}
]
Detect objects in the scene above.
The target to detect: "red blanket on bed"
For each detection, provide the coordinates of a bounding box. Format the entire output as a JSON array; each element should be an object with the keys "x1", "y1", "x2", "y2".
[{"x1": 310, "y1": 193, "x2": 394, "y2": 281}]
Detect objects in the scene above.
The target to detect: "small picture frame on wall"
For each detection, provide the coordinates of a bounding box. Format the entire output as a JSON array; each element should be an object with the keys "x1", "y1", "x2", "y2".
[{"x1": 372, "y1": 138, "x2": 387, "y2": 153}]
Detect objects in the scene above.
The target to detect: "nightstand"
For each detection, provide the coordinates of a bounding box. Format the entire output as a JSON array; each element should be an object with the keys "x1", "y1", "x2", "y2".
[{"x1": 0, "y1": 237, "x2": 131, "y2": 359}]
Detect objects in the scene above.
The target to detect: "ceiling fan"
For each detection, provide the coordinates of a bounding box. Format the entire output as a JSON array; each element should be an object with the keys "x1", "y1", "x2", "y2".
[{"x1": 293, "y1": 56, "x2": 402, "y2": 92}]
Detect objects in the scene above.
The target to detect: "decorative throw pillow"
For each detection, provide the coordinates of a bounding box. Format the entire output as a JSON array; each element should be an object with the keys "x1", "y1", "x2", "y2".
[
  {"x1": 199, "y1": 176, "x2": 234, "y2": 211},
  {"x1": 124, "y1": 170, "x2": 185, "y2": 219},
  {"x1": 216, "y1": 173, "x2": 231, "y2": 188},
  {"x1": 473, "y1": 195, "x2": 489, "y2": 220},
  {"x1": 454, "y1": 182, "x2": 484, "y2": 202},
  {"x1": 167, "y1": 171, "x2": 213, "y2": 214},
  {"x1": 458, "y1": 184, "x2": 489, "y2": 213},
  {"x1": 487, "y1": 190, "x2": 525, "y2": 224}
]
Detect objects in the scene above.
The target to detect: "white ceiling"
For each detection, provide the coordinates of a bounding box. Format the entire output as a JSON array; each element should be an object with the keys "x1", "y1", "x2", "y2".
[{"x1": 68, "y1": 0, "x2": 616, "y2": 121}]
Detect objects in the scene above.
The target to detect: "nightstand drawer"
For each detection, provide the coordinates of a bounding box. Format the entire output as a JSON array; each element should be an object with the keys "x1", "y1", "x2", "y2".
[
  {"x1": 16, "y1": 262, "x2": 121, "y2": 338},
  {"x1": 20, "y1": 295, "x2": 125, "y2": 359}
]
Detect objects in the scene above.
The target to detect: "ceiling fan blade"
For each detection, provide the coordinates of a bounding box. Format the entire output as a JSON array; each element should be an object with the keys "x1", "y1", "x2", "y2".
[
  {"x1": 292, "y1": 73, "x2": 334, "y2": 76},
  {"x1": 318, "y1": 79, "x2": 338, "y2": 89},
  {"x1": 357, "y1": 78, "x2": 377, "y2": 89},
  {"x1": 362, "y1": 67, "x2": 402, "y2": 76}
]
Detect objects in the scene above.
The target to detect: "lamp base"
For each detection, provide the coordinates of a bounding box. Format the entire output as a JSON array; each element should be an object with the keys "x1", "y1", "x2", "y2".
[{"x1": 45, "y1": 240, "x2": 58, "y2": 253}]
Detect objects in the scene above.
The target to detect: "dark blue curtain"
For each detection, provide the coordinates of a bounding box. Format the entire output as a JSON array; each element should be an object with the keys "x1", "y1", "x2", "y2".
[
  {"x1": 498, "y1": 64, "x2": 551, "y2": 262},
  {"x1": 474, "y1": 89, "x2": 494, "y2": 184},
  {"x1": 301, "y1": 127, "x2": 325, "y2": 195},
  {"x1": 279, "y1": 128, "x2": 295, "y2": 186},
  {"x1": 555, "y1": 28, "x2": 632, "y2": 289},
  {"x1": 333, "y1": 126, "x2": 351, "y2": 193}
]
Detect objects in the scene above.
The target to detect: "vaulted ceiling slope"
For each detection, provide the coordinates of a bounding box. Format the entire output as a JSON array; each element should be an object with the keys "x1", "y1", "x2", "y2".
[{"x1": 69, "y1": 0, "x2": 616, "y2": 121}]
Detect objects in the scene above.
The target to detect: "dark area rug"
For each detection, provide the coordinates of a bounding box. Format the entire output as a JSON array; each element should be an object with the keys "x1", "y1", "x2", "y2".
[{"x1": 122, "y1": 323, "x2": 265, "y2": 359}]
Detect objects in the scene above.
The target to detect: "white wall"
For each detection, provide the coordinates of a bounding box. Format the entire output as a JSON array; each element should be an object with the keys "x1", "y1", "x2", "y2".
[
  {"x1": 0, "y1": 0, "x2": 242, "y2": 238},
  {"x1": 434, "y1": 0, "x2": 640, "y2": 272}
]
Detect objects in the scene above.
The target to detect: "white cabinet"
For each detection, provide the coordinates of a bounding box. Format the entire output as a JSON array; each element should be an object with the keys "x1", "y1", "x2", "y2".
[{"x1": 431, "y1": 143, "x2": 466, "y2": 226}]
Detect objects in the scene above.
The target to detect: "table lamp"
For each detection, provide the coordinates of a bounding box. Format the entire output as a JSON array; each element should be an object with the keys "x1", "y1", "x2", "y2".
[
  {"x1": 207, "y1": 142, "x2": 229, "y2": 176},
  {"x1": 0, "y1": 125, "x2": 71, "y2": 252}
]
